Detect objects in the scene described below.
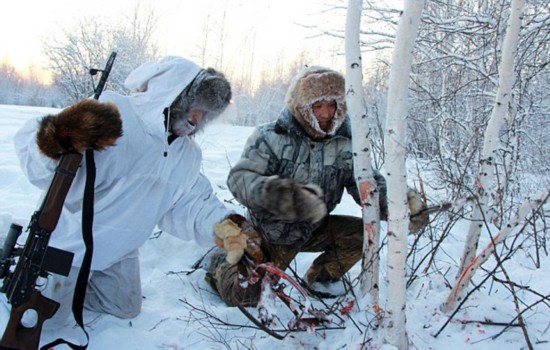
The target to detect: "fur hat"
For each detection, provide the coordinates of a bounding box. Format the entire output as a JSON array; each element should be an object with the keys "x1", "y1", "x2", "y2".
[
  {"x1": 189, "y1": 68, "x2": 232, "y2": 114},
  {"x1": 169, "y1": 68, "x2": 232, "y2": 134},
  {"x1": 285, "y1": 66, "x2": 346, "y2": 140}
]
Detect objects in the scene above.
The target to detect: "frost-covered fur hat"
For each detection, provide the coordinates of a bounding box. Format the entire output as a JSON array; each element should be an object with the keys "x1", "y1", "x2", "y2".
[
  {"x1": 285, "y1": 66, "x2": 346, "y2": 140},
  {"x1": 184, "y1": 68, "x2": 232, "y2": 115},
  {"x1": 170, "y1": 68, "x2": 232, "y2": 134}
]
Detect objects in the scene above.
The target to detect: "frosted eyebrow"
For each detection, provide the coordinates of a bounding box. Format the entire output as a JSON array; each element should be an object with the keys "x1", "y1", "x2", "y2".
[{"x1": 312, "y1": 100, "x2": 337, "y2": 108}]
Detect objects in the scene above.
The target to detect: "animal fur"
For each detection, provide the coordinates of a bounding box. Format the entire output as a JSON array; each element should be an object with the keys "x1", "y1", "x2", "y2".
[
  {"x1": 191, "y1": 68, "x2": 232, "y2": 113},
  {"x1": 407, "y1": 189, "x2": 429, "y2": 233},
  {"x1": 284, "y1": 66, "x2": 346, "y2": 140},
  {"x1": 37, "y1": 99, "x2": 123, "y2": 159},
  {"x1": 261, "y1": 175, "x2": 327, "y2": 224},
  {"x1": 213, "y1": 216, "x2": 248, "y2": 264},
  {"x1": 214, "y1": 214, "x2": 265, "y2": 264}
]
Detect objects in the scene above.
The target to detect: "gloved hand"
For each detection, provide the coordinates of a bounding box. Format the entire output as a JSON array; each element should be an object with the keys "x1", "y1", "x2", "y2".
[
  {"x1": 37, "y1": 99, "x2": 123, "y2": 159},
  {"x1": 408, "y1": 188, "x2": 429, "y2": 233},
  {"x1": 261, "y1": 175, "x2": 327, "y2": 224},
  {"x1": 213, "y1": 214, "x2": 264, "y2": 265}
]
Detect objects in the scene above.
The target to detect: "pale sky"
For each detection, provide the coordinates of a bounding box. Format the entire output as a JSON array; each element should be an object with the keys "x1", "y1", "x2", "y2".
[{"x1": 0, "y1": 0, "x2": 347, "y2": 82}]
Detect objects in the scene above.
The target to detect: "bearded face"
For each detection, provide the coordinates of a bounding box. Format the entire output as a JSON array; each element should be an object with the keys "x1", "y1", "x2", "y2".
[{"x1": 168, "y1": 89, "x2": 196, "y2": 136}]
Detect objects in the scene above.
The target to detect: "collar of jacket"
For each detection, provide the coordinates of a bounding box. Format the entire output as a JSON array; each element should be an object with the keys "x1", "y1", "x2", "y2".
[{"x1": 274, "y1": 108, "x2": 352, "y2": 140}]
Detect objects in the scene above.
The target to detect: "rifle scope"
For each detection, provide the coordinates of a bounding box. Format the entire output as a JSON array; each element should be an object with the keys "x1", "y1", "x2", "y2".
[{"x1": 0, "y1": 223, "x2": 22, "y2": 280}]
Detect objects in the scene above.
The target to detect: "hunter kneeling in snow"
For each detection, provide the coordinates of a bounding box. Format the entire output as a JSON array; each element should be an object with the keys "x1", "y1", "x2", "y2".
[
  {"x1": 206, "y1": 66, "x2": 430, "y2": 307},
  {"x1": 13, "y1": 56, "x2": 252, "y2": 327}
]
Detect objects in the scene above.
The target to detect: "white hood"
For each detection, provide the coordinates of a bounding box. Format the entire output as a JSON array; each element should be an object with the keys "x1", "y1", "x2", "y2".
[{"x1": 124, "y1": 56, "x2": 202, "y2": 134}]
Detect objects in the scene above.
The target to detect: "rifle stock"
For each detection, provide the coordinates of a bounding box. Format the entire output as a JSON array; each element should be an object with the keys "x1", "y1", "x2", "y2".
[
  {"x1": 0, "y1": 153, "x2": 81, "y2": 349},
  {"x1": 1, "y1": 291, "x2": 59, "y2": 350}
]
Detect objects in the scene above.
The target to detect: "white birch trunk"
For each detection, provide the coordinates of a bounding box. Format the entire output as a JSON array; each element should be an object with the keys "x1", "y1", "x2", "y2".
[
  {"x1": 443, "y1": 191, "x2": 548, "y2": 312},
  {"x1": 453, "y1": 0, "x2": 525, "y2": 305},
  {"x1": 383, "y1": 0, "x2": 424, "y2": 348},
  {"x1": 345, "y1": 0, "x2": 381, "y2": 311}
]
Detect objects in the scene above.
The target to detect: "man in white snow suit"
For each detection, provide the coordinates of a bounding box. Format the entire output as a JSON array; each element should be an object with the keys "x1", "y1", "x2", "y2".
[
  {"x1": 205, "y1": 66, "x2": 430, "y2": 307},
  {"x1": 13, "y1": 56, "x2": 248, "y2": 326}
]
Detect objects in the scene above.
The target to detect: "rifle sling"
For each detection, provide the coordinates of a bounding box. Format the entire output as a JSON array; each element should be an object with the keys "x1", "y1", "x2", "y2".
[{"x1": 41, "y1": 149, "x2": 95, "y2": 350}]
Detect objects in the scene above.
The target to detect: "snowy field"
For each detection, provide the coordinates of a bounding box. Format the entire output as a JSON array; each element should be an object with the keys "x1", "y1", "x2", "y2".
[{"x1": 0, "y1": 104, "x2": 548, "y2": 349}]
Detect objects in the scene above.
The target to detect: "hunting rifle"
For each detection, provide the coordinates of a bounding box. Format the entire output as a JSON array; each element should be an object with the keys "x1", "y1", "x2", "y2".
[{"x1": 0, "y1": 52, "x2": 117, "y2": 350}]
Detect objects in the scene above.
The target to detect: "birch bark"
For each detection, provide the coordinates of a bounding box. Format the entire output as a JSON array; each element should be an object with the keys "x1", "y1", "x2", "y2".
[
  {"x1": 383, "y1": 0, "x2": 424, "y2": 348},
  {"x1": 444, "y1": 192, "x2": 549, "y2": 312},
  {"x1": 453, "y1": 0, "x2": 525, "y2": 307},
  {"x1": 345, "y1": 0, "x2": 381, "y2": 311}
]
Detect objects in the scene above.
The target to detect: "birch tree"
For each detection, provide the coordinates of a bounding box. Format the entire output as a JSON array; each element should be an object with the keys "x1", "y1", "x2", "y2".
[
  {"x1": 445, "y1": 191, "x2": 549, "y2": 312},
  {"x1": 314, "y1": 0, "x2": 549, "y2": 187},
  {"x1": 448, "y1": 0, "x2": 527, "y2": 310},
  {"x1": 383, "y1": 0, "x2": 424, "y2": 348},
  {"x1": 345, "y1": 0, "x2": 382, "y2": 312}
]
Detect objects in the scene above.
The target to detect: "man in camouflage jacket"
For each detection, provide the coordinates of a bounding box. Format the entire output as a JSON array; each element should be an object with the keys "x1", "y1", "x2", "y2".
[{"x1": 209, "y1": 66, "x2": 428, "y2": 307}]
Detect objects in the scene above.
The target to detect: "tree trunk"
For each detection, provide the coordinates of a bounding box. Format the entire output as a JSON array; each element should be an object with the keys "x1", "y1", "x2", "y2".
[
  {"x1": 444, "y1": 191, "x2": 548, "y2": 312},
  {"x1": 452, "y1": 0, "x2": 525, "y2": 307},
  {"x1": 383, "y1": 0, "x2": 425, "y2": 349},
  {"x1": 345, "y1": 0, "x2": 381, "y2": 312}
]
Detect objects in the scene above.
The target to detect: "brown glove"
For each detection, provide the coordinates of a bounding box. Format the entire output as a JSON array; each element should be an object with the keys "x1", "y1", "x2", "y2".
[
  {"x1": 261, "y1": 175, "x2": 327, "y2": 224},
  {"x1": 213, "y1": 214, "x2": 264, "y2": 265},
  {"x1": 408, "y1": 189, "x2": 429, "y2": 233},
  {"x1": 37, "y1": 99, "x2": 123, "y2": 159}
]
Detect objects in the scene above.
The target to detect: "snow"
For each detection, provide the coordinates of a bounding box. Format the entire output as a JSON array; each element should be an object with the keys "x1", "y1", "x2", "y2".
[{"x1": 0, "y1": 104, "x2": 548, "y2": 349}]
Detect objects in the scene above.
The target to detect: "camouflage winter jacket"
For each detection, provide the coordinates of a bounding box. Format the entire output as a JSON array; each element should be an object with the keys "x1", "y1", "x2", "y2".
[{"x1": 227, "y1": 109, "x2": 387, "y2": 246}]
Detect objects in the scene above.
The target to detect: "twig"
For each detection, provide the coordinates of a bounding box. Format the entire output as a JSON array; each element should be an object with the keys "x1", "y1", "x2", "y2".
[
  {"x1": 178, "y1": 298, "x2": 264, "y2": 332},
  {"x1": 422, "y1": 218, "x2": 458, "y2": 274},
  {"x1": 490, "y1": 297, "x2": 550, "y2": 341},
  {"x1": 434, "y1": 266, "x2": 496, "y2": 337},
  {"x1": 497, "y1": 264, "x2": 534, "y2": 349},
  {"x1": 443, "y1": 192, "x2": 549, "y2": 312},
  {"x1": 459, "y1": 319, "x2": 521, "y2": 327},
  {"x1": 490, "y1": 276, "x2": 550, "y2": 305},
  {"x1": 148, "y1": 317, "x2": 170, "y2": 332},
  {"x1": 237, "y1": 305, "x2": 286, "y2": 340},
  {"x1": 411, "y1": 195, "x2": 476, "y2": 218}
]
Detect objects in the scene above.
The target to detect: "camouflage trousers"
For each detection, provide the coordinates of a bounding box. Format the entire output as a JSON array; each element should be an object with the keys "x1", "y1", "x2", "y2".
[{"x1": 206, "y1": 215, "x2": 363, "y2": 307}]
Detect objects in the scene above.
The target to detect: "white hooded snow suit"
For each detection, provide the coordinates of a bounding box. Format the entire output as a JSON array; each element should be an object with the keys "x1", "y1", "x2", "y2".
[{"x1": 13, "y1": 57, "x2": 231, "y2": 323}]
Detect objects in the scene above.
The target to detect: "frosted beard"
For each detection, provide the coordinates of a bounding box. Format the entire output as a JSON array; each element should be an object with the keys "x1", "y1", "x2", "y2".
[{"x1": 168, "y1": 90, "x2": 197, "y2": 136}]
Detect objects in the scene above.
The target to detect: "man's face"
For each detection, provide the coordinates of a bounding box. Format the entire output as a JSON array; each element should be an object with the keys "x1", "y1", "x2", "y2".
[
  {"x1": 171, "y1": 107, "x2": 206, "y2": 137},
  {"x1": 169, "y1": 89, "x2": 206, "y2": 136},
  {"x1": 311, "y1": 100, "x2": 337, "y2": 132},
  {"x1": 188, "y1": 107, "x2": 206, "y2": 126}
]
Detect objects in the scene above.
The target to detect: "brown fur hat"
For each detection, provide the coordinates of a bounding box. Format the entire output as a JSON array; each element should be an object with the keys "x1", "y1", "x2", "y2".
[
  {"x1": 285, "y1": 66, "x2": 346, "y2": 140},
  {"x1": 37, "y1": 99, "x2": 122, "y2": 159}
]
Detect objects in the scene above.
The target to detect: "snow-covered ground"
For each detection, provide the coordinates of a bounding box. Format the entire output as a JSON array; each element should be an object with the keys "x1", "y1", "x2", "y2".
[{"x1": 0, "y1": 104, "x2": 548, "y2": 349}]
